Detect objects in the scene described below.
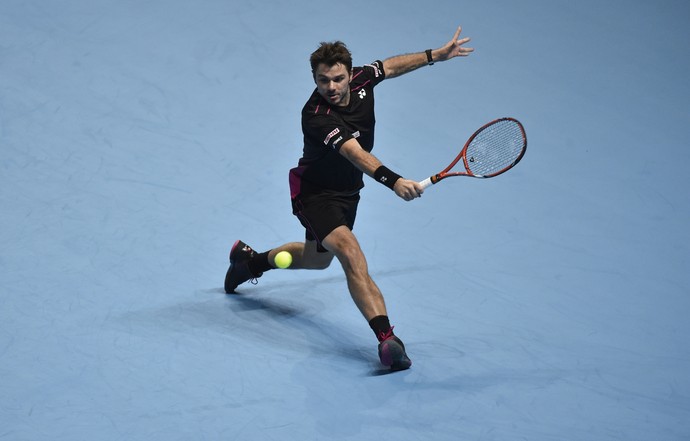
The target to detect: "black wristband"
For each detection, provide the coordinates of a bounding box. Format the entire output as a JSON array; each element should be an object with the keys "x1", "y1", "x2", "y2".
[
  {"x1": 425, "y1": 49, "x2": 434, "y2": 66},
  {"x1": 374, "y1": 165, "x2": 402, "y2": 190}
]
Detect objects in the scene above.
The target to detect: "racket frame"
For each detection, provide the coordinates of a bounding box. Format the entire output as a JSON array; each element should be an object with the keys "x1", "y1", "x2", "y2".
[{"x1": 419, "y1": 117, "x2": 526, "y2": 189}]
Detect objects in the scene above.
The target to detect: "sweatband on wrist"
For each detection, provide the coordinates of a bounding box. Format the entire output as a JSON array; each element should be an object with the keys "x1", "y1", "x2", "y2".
[
  {"x1": 425, "y1": 49, "x2": 434, "y2": 66},
  {"x1": 374, "y1": 165, "x2": 402, "y2": 190}
]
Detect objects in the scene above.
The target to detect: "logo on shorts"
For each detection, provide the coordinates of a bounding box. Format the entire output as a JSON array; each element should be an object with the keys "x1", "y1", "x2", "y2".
[{"x1": 324, "y1": 128, "x2": 340, "y2": 145}]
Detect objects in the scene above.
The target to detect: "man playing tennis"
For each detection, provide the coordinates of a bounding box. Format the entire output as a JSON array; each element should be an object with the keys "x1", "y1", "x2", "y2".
[{"x1": 225, "y1": 26, "x2": 473, "y2": 371}]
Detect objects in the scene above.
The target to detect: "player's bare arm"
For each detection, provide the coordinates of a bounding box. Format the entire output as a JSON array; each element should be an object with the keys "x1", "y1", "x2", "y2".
[
  {"x1": 382, "y1": 26, "x2": 474, "y2": 79},
  {"x1": 339, "y1": 138, "x2": 423, "y2": 201}
]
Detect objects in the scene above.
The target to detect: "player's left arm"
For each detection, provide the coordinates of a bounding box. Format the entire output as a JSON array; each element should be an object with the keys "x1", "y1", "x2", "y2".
[{"x1": 382, "y1": 26, "x2": 474, "y2": 79}]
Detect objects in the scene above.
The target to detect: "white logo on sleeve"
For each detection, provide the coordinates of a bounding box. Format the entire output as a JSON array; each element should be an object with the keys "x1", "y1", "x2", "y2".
[{"x1": 324, "y1": 128, "x2": 340, "y2": 145}]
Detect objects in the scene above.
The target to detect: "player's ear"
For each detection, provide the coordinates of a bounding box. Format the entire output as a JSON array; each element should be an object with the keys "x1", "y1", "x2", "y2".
[{"x1": 349, "y1": 69, "x2": 354, "y2": 82}]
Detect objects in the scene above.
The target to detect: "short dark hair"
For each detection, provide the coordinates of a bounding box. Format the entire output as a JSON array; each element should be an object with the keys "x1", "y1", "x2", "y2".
[{"x1": 310, "y1": 41, "x2": 353, "y2": 73}]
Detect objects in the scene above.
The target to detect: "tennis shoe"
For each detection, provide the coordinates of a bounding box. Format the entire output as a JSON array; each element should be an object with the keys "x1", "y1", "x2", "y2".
[
  {"x1": 224, "y1": 240, "x2": 262, "y2": 293},
  {"x1": 377, "y1": 328, "x2": 412, "y2": 371}
]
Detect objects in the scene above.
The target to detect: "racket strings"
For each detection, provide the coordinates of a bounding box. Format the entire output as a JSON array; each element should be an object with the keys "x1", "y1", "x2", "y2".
[{"x1": 466, "y1": 120, "x2": 525, "y2": 177}]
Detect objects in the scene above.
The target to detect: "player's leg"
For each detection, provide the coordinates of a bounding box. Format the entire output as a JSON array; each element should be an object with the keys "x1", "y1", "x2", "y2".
[
  {"x1": 321, "y1": 225, "x2": 386, "y2": 319},
  {"x1": 267, "y1": 240, "x2": 334, "y2": 270},
  {"x1": 322, "y1": 225, "x2": 412, "y2": 371},
  {"x1": 224, "y1": 239, "x2": 334, "y2": 293}
]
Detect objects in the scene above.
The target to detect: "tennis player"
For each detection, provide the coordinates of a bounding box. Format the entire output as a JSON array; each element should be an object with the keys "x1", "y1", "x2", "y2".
[{"x1": 225, "y1": 26, "x2": 473, "y2": 371}]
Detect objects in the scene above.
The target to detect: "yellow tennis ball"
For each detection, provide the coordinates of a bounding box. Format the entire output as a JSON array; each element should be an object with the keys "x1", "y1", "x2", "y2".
[{"x1": 274, "y1": 251, "x2": 292, "y2": 269}]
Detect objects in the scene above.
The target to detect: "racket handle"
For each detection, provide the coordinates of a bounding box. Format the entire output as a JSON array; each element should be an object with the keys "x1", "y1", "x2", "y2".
[{"x1": 419, "y1": 177, "x2": 434, "y2": 189}]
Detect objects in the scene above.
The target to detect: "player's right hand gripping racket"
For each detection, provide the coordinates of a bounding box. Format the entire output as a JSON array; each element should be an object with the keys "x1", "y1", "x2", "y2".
[{"x1": 419, "y1": 117, "x2": 527, "y2": 189}]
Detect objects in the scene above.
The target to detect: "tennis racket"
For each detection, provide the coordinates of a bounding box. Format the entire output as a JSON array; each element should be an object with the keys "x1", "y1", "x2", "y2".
[{"x1": 419, "y1": 117, "x2": 527, "y2": 189}]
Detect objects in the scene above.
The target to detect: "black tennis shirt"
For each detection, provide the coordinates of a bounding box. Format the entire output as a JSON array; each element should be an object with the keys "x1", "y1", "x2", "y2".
[{"x1": 296, "y1": 61, "x2": 386, "y2": 196}]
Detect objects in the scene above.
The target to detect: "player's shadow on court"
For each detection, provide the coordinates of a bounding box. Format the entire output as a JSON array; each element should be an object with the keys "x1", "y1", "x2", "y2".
[{"x1": 227, "y1": 293, "x2": 405, "y2": 376}]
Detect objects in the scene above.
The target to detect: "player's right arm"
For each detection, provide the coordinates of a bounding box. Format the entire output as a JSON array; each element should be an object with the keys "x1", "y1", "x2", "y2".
[{"x1": 338, "y1": 138, "x2": 422, "y2": 201}]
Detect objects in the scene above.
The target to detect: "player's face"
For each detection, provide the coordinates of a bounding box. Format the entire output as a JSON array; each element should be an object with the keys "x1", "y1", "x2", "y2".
[{"x1": 314, "y1": 62, "x2": 352, "y2": 107}]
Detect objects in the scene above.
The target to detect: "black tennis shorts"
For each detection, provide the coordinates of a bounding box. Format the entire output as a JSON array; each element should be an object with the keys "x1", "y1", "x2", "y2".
[{"x1": 291, "y1": 192, "x2": 360, "y2": 253}]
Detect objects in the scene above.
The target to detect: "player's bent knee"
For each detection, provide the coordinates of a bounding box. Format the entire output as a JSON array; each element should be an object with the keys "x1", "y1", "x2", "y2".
[
  {"x1": 309, "y1": 258, "x2": 333, "y2": 270},
  {"x1": 334, "y1": 247, "x2": 368, "y2": 275},
  {"x1": 302, "y1": 250, "x2": 334, "y2": 270}
]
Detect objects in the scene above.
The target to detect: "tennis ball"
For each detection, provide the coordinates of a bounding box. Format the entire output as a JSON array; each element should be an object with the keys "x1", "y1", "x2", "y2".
[{"x1": 274, "y1": 251, "x2": 292, "y2": 269}]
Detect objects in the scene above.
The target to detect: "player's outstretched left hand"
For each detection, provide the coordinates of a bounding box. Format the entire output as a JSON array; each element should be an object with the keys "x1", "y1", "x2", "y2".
[{"x1": 435, "y1": 26, "x2": 474, "y2": 62}]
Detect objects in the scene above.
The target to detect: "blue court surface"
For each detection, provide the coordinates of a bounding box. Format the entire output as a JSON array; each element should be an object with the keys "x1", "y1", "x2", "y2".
[{"x1": 2, "y1": 0, "x2": 689, "y2": 439}]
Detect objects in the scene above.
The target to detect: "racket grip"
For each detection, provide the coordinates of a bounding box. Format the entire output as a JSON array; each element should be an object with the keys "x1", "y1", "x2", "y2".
[{"x1": 419, "y1": 177, "x2": 434, "y2": 189}]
